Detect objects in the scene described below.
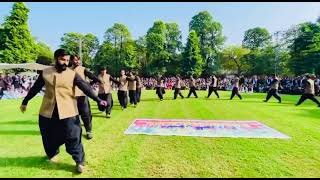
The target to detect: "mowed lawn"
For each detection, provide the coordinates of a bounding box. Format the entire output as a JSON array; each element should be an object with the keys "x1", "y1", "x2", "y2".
[{"x1": 0, "y1": 90, "x2": 319, "y2": 178}]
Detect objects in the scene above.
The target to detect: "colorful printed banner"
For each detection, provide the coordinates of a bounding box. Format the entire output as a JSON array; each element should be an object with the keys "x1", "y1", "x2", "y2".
[{"x1": 124, "y1": 119, "x2": 290, "y2": 139}]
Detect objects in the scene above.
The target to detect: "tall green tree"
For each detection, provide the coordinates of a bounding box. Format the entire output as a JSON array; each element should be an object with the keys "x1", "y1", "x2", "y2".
[
  {"x1": 181, "y1": 30, "x2": 204, "y2": 77},
  {"x1": 146, "y1": 21, "x2": 170, "y2": 75},
  {"x1": 35, "y1": 41, "x2": 54, "y2": 65},
  {"x1": 105, "y1": 23, "x2": 137, "y2": 71},
  {"x1": 92, "y1": 41, "x2": 115, "y2": 75},
  {"x1": 189, "y1": 11, "x2": 225, "y2": 75},
  {"x1": 165, "y1": 23, "x2": 183, "y2": 75},
  {"x1": 219, "y1": 45, "x2": 250, "y2": 75},
  {"x1": 93, "y1": 23, "x2": 137, "y2": 75},
  {"x1": 60, "y1": 32, "x2": 99, "y2": 67},
  {"x1": 135, "y1": 36, "x2": 148, "y2": 76},
  {"x1": 242, "y1": 27, "x2": 271, "y2": 50},
  {"x1": 241, "y1": 27, "x2": 273, "y2": 75},
  {"x1": 243, "y1": 46, "x2": 275, "y2": 75},
  {"x1": 288, "y1": 22, "x2": 320, "y2": 75},
  {"x1": 0, "y1": 2, "x2": 38, "y2": 63}
]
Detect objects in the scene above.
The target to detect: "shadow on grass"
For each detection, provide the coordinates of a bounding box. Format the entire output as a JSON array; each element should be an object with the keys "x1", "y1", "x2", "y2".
[
  {"x1": 0, "y1": 156, "x2": 78, "y2": 174},
  {"x1": 0, "y1": 130, "x2": 40, "y2": 135},
  {"x1": 265, "y1": 102, "x2": 296, "y2": 106},
  {"x1": 293, "y1": 106, "x2": 320, "y2": 118},
  {"x1": 0, "y1": 120, "x2": 38, "y2": 125},
  {"x1": 91, "y1": 114, "x2": 107, "y2": 118},
  {"x1": 139, "y1": 98, "x2": 175, "y2": 102}
]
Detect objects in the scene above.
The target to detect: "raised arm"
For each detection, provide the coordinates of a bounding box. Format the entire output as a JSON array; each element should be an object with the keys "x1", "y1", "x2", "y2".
[
  {"x1": 110, "y1": 76, "x2": 120, "y2": 84},
  {"x1": 84, "y1": 69, "x2": 102, "y2": 84},
  {"x1": 74, "y1": 73, "x2": 102, "y2": 103}
]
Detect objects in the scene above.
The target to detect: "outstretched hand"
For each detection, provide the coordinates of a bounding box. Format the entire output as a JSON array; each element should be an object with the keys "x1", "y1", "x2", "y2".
[{"x1": 20, "y1": 105, "x2": 27, "y2": 113}]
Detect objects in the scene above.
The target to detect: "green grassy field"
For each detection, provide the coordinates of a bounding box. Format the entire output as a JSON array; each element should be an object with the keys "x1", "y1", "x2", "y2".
[{"x1": 0, "y1": 90, "x2": 319, "y2": 177}]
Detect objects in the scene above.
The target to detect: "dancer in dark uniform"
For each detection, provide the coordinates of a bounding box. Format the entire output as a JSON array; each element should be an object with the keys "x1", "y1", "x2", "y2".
[
  {"x1": 128, "y1": 71, "x2": 138, "y2": 107},
  {"x1": 70, "y1": 55, "x2": 102, "y2": 139},
  {"x1": 230, "y1": 75, "x2": 242, "y2": 100},
  {"x1": 264, "y1": 74, "x2": 282, "y2": 103},
  {"x1": 155, "y1": 74, "x2": 165, "y2": 101},
  {"x1": 207, "y1": 74, "x2": 220, "y2": 98},
  {"x1": 174, "y1": 74, "x2": 184, "y2": 99},
  {"x1": 117, "y1": 70, "x2": 135, "y2": 110},
  {"x1": 20, "y1": 49, "x2": 107, "y2": 173},
  {"x1": 97, "y1": 67, "x2": 119, "y2": 118},
  {"x1": 187, "y1": 75, "x2": 198, "y2": 98},
  {"x1": 135, "y1": 71, "x2": 143, "y2": 103},
  {"x1": 295, "y1": 74, "x2": 320, "y2": 107}
]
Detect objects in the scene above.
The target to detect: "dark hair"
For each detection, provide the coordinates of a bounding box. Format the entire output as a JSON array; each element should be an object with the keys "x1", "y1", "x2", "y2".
[
  {"x1": 70, "y1": 55, "x2": 80, "y2": 61},
  {"x1": 100, "y1": 67, "x2": 106, "y2": 71},
  {"x1": 54, "y1": 49, "x2": 69, "y2": 59}
]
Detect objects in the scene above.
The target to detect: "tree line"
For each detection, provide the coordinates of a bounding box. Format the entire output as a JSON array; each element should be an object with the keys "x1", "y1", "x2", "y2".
[{"x1": 1, "y1": 2, "x2": 320, "y2": 77}]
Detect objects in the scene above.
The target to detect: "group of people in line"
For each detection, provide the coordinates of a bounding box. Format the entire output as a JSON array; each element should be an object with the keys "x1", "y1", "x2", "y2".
[
  {"x1": 153, "y1": 73, "x2": 320, "y2": 107},
  {"x1": 140, "y1": 75, "x2": 320, "y2": 96},
  {"x1": 18, "y1": 48, "x2": 320, "y2": 174}
]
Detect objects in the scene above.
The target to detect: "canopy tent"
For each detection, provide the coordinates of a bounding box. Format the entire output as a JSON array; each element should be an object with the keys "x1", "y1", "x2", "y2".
[{"x1": 0, "y1": 63, "x2": 52, "y2": 70}]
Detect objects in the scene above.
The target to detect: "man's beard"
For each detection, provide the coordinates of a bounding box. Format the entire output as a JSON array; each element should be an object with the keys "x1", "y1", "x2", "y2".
[{"x1": 55, "y1": 62, "x2": 67, "y2": 72}]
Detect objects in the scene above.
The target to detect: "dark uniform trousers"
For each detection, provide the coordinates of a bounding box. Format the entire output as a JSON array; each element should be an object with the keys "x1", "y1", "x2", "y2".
[
  {"x1": 265, "y1": 89, "x2": 281, "y2": 102},
  {"x1": 208, "y1": 86, "x2": 219, "y2": 98},
  {"x1": 187, "y1": 87, "x2": 198, "y2": 98},
  {"x1": 296, "y1": 94, "x2": 320, "y2": 106},
  {"x1": 0, "y1": 88, "x2": 3, "y2": 99},
  {"x1": 156, "y1": 87, "x2": 164, "y2": 100},
  {"x1": 76, "y1": 96, "x2": 92, "y2": 133},
  {"x1": 117, "y1": 90, "x2": 128, "y2": 108},
  {"x1": 136, "y1": 88, "x2": 142, "y2": 102},
  {"x1": 230, "y1": 87, "x2": 242, "y2": 100},
  {"x1": 98, "y1": 93, "x2": 113, "y2": 114},
  {"x1": 129, "y1": 90, "x2": 137, "y2": 105},
  {"x1": 174, "y1": 88, "x2": 184, "y2": 99},
  {"x1": 39, "y1": 106, "x2": 84, "y2": 165}
]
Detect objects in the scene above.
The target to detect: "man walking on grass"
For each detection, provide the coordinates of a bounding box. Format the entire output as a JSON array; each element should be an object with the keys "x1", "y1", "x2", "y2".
[
  {"x1": 70, "y1": 55, "x2": 102, "y2": 140},
  {"x1": 295, "y1": 74, "x2": 320, "y2": 107},
  {"x1": 264, "y1": 74, "x2": 282, "y2": 103},
  {"x1": 207, "y1": 74, "x2": 220, "y2": 99},
  {"x1": 187, "y1": 74, "x2": 198, "y2": 98},
  {"x1": 20, "y1": 49, "x2": 107, "y2": 173}
]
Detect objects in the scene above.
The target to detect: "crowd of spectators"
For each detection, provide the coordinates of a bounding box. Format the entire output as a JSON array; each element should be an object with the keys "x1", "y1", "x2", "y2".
[
  {"x1": 0, "y1": 72, "x2": 42, "y2": 99},
  {"x1": 1, "y1": 73, "x2": 319, "y2": 100}
]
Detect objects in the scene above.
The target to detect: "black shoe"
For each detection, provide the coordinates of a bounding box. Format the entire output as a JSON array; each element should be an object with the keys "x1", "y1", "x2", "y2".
[{"x1": 263, "y1": 100, "x2": 267, "y2": 102}]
